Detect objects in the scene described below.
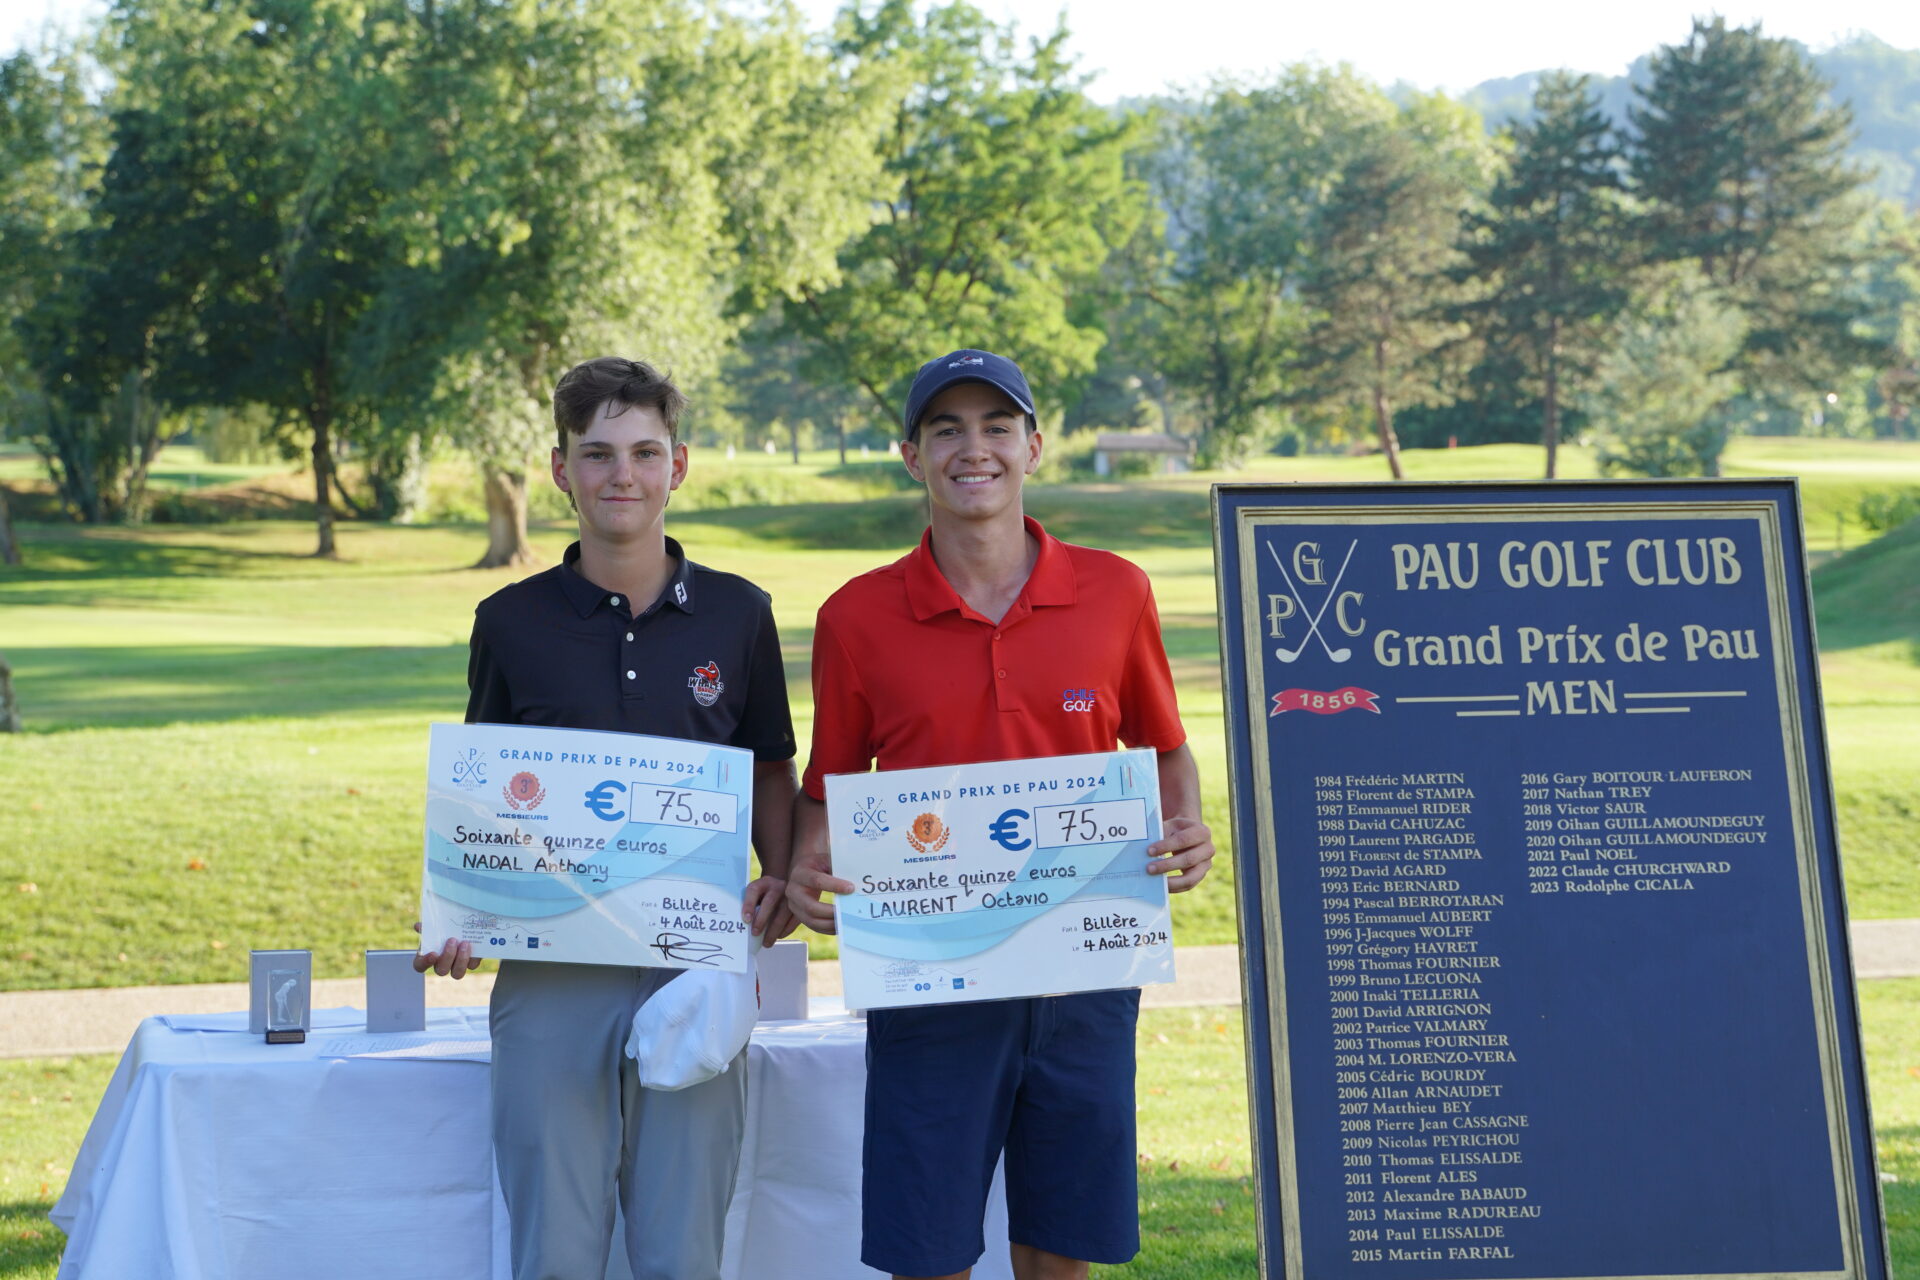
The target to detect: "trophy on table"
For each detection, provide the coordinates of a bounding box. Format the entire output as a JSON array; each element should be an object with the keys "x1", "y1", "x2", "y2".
[{"x1": 249, "y1": 948, "x2": 312, "y2": 1043}]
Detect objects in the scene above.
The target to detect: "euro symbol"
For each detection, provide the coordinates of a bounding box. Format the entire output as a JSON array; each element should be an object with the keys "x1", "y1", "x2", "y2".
[
  {"x1": 584, "y1": 779, "x2": 627, "y2": 823},
  {"x1": 988, "y1": 808, "x2": 1031, "y2": 852}
]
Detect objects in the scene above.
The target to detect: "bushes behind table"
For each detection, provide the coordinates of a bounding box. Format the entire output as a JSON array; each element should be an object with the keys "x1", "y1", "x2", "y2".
[{"x1": 1856, "y1": 487, "x2": 1920, "y2": 535}]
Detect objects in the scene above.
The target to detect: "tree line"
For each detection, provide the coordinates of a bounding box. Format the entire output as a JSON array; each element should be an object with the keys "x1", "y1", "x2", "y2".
[{"x1": 2, "y1": 2, "x2": 1916, "y2": 563}]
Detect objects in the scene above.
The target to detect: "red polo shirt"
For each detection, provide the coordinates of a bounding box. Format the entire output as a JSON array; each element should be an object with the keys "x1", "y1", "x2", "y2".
[{"x1": 801, "y1": 516, "x2": 1186, "y2": 799}]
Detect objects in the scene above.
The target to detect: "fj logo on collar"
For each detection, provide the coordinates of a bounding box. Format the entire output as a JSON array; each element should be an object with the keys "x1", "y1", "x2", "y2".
[
  {"x1": 674, "y1": 581, "x2": 688, "y2": 606},
  {"x1": 688, "y1": 661, "x2": 723, "y2": 706}
]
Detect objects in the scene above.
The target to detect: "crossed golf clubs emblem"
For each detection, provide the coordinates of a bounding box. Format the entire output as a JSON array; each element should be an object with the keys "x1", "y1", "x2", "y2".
[{"x1": 1266, "y1": 539, "x2": 1357, "y2": 664}]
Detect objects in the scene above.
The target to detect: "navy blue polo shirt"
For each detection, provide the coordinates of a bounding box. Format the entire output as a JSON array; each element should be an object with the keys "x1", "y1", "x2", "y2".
[{"x1": 465, "y1": 538, "x2": 795, "y2": 762}]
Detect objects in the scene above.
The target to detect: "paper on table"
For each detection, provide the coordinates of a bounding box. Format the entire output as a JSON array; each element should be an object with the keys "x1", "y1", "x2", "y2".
[
  {"x1": 158, "y1": 1007, "x2": 363, "y2": 1033},
  {"x1": 314, "y1": 1034, "x2": 491, "y2": 1062}
]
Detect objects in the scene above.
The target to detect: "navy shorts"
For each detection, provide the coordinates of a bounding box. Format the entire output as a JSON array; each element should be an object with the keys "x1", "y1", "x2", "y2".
[{"x1": 860, "y1": 988, "x2": 1141, "y2": 1276}]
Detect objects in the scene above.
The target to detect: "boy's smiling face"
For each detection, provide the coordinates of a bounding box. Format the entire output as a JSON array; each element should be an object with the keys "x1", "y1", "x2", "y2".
[
  {"x1": 551, "y1": 400, "x2": 687, "y2": 544},
  {"x1": 902, "y1": 382, "x2": 1042, "y2": 523}
]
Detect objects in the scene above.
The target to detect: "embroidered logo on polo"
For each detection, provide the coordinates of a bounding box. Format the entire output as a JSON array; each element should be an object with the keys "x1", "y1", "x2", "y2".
[
  {"x1": 1062, "y1": 687, "x2": 1098, "y2": 713},
  {"x1": 674, "y1": 581, "x2": 688, "y2": 606},
  {"x1": 687, "y1": 661, "x2": 724, "y2": 706}
]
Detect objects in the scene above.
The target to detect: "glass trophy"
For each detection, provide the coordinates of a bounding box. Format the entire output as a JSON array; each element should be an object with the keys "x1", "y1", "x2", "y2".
[{"x1": 265, "y1": 967, "x2": 309, "y2": 1043}]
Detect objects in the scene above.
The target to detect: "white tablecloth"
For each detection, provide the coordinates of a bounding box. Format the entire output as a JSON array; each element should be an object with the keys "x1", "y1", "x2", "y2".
[{"x1": 52, "y1": 1006, "x2": 1011, "y2": 1280}]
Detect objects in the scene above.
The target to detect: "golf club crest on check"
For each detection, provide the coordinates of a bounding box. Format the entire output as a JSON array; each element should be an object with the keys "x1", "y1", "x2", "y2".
[{"x1": 1264, "y1": 538, "x2": 1358, "y2": 663}]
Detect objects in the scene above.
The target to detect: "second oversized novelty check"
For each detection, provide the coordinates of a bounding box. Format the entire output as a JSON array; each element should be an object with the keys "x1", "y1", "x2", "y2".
[
  {"x1": 420, "y1": 722, "x2": 752, "y2": 972},
  {"x1": 825, "y1": 748, "x2": 1174, "y2": 1009}
]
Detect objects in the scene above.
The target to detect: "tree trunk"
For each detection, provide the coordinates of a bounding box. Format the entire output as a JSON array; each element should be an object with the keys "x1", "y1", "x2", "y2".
[
  {"x1": 43, "y1": 395, "x2": 105, "y2": 523},
  {"x1": 309, "y1": 410, "x2": 339, "y2": 558},
  {"x1": 0, "y1": 653, "x2": 18, "y2": 732},
  {"x1": 790, "y1": 421, "x2": 801, "y2": 464},
  {"x1": 1372, "y1": 341, "x2": 1405, "y2": 481},
  {"x1": 0, "y1": 488, "x2": 19, "y2": 566},
  {"x1": 837, "y1": 418, "x2": 847, "y2": 466},
  {"x1": 116, "y1": 371, "x2": 169, "y2": 525},
  {"x1": 476, "y1": 464, "x2": 536, "y2": 569},
  {"x1": 1542, "y1": 318, "x2": 1561, "y2": 481}
]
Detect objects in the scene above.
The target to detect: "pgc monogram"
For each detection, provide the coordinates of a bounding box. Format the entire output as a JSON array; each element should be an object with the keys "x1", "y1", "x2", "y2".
[
  {"x1": 1264, "y1": 539, "x2": 1367, "y2": 664},
  {"x1": 852, "y1": 796, "x2": 890, "y2": 841},
  {"x1": 451, "y1": 748, "x2": 488, "y2": 790}
]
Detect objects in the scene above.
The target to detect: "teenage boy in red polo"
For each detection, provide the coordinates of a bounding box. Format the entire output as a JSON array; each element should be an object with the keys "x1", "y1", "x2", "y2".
[{"x1": 787, "y1": 348, "x2": 1215, "y2": 1280}]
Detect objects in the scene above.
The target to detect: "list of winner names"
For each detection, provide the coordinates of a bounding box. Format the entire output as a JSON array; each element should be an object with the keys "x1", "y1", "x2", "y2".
[{"x1": 1313, "y1": 764, "x2": 1762, "y2": 1267}]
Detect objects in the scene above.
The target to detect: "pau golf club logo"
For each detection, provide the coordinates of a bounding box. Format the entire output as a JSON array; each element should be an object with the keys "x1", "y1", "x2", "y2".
[
  {"x1": 451, "y1": 747, "x2": 488, "y2": 791},
  {"x1": 852, "y1": 796, "x2": 891, "y2": 841},
  {"x1": 1264, "y1": 537, "x2": 1379, "y2": 717},
  {"x1": 503, "y1": 771, "x2": 547, "y2": 811},
  {"x1": 687, "y1": 660, "x2": 724, "y2": 707}
]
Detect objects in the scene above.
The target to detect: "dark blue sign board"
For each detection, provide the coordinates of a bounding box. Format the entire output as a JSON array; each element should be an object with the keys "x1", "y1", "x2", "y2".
[{"x1": 1212, "y1": 480, "x2": 1889, "y2": 1280}]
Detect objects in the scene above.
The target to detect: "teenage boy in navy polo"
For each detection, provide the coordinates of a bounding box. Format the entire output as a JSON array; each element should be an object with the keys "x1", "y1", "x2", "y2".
[
  {"x1": 786, "y1": 348, "x2": 1215, "y2": 1280},
  {"x1": 418, "y1": 356, "x2": 798, "y2": 1280}
]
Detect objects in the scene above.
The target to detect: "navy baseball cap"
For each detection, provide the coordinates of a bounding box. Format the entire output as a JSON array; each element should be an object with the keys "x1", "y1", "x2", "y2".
[{"x1": 901, "y1": 349, "x2": 1035, "y2": 438}]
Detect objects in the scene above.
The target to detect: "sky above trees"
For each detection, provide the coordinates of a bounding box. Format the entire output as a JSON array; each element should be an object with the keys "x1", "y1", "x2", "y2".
[
  {"x1": 7, "y1": 1, "x2": 1919, "y2": 94},
  {"x1": 784, "y1": 1, "x2": 1920, "y2": 98}
]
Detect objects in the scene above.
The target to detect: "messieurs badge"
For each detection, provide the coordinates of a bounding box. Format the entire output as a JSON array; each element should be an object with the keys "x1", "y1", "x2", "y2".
[
  {"x1": 419, "y1": 722, "x2": 753, "y2": 971},
  {"x1": 825, "y1": 748, "x2": 1175, "y2": 1009}
]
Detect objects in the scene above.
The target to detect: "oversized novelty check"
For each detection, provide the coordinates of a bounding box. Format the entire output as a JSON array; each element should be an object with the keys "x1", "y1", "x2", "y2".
[
  {"x1": 420, "y1": 722, "x2": 752, "y2": 972},
  {"x1": 825, "y1": 748, "x2": 1174, "y2": 1009}
]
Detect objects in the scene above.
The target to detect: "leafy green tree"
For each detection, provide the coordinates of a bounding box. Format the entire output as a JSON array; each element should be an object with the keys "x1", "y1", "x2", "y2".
[
  {"x1": 1848, "y1": 201, "x2": 1920, "y2": 438},
  {"x1": 0, "y1": 40, "x2": 162, "y2": 527},
  {"x1": 354, "y1": 0, "x2": 890, "y2": 565},
  {"x1": 1580, "y1": 264, "x2": 1745, "y2": 476},
  {"x1": 1295, "y1": 93, "x2": 1496, "y2": 479},
  {"x1": 71, "y1": 0, "x2": 411, "y2": 556},
  {"x1": 720, "y1": 317, "x2": 875, "y2": 463},
  {"x1": 780, "y1": 1, "x2": 1145, "y2": 427},
  {"x1": 1458, "y1": 72, "x2": 1630, "y2": 478},
  {"x1": 1135, "y1": 69, "x2": 1389, "y2": 465},
  {"x1": 1628, "y1": 17, "x2": 1878, "y2": 392}
]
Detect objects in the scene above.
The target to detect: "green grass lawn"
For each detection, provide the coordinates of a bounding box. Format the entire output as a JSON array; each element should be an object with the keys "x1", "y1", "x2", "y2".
[
  {"x1": 5, "y1": 440, "x2": 1920, "y2": 988},
  {"x1": 4, "y1": 987, "x2": 1914, "y2": 1279}
]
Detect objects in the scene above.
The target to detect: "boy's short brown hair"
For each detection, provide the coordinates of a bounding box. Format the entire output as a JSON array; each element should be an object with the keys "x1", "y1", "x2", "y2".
[{"x1": 552, "y1": 357, "x2": 687, "y2": 451}]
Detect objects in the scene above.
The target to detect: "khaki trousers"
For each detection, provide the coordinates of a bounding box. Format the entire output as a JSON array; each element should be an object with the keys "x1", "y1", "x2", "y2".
[{"x1": 489, "y1": 961, "x2": 746, "y2": 1280}]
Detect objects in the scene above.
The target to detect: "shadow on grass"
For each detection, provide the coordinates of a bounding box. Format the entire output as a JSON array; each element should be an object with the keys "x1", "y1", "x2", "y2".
[
  {"x1": 1812, "y1": 518, "x2": 1920, "y2": 653},
  {"x1": 672, "y1": 485, "x2": 1214, "y2": 553},
  {"x1": 0, "y1": 527, "x2": 304, "y2": 586},
  {"x1": 6, "y1": 642, "x2": 468, "y2": 731},
  {"x1": 673, "y1": 495, "x2": 929, "y2": 550},
  {"x1": 0, "y1": 1201, "x2": 62, "y2": 1278},
  {"x1": 1162, "y1": 618, "x2": 1222, "y2": 665}
]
